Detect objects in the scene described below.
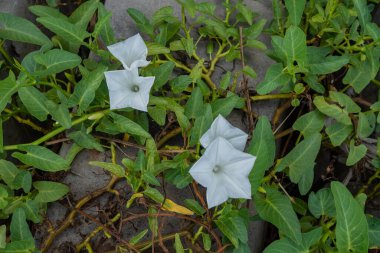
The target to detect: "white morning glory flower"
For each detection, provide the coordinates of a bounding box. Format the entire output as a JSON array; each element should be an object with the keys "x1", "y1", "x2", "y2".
[
  {"x1": 104, "y1": 68, "x2": 155, "y2": 111},
  {"x1": 200, "y1": 114, "x2": 248, "y2": 151},
  {"x1": 189, "y1": 137, "x2": 256, "y2": 208},
  {"x1": 107, "y1": 33, "x2": 150, "y2": 70}
]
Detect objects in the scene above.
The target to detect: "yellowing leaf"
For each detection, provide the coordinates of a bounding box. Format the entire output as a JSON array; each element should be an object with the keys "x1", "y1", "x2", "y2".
[
  {"x1": 126, "y1": 193, "x2": 143, "y2": 208},
  {"x1": 162, "y1": 199, "x2": 194, "y2": 215}
]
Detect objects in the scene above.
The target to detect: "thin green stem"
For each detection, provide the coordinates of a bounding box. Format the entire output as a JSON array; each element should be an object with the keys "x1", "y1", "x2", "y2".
[
  {"x1": 0, "y1": 40, "x2": 14, "y2": 66},
  {"x1": 4, "y1": 109, "x2": 109, "y2": 151},
  {"x1": 251, "y1": 93, "x2": 294, "y2": 101},
  {"x1": 372, "y1": 79, "x2": 380, "y2": 86}
]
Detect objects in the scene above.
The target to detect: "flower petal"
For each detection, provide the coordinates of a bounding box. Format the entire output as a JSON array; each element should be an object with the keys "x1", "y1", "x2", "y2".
[
  {"x1": 221, "y1": 171, "x2": 252, "y2": 199},
  {"x1": 189, "y1": 155, "x2": 215, "y2": 188},
  {"x1": 200, "y1": 114, "x2": 248, "y2": 150},
  {"x1": 107, "y1": 33, "x2": 150, "y2": 70},
  {"x1": 104, "y1": 69, "x2": 154, "y2": 112},
  {"x1": 206, "y1": 177, "x2": 229, "y2": 208}
]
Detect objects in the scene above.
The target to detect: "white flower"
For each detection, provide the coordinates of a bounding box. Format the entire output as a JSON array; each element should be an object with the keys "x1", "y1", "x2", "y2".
[
  {"x1": 107, "y1": 33, "x2": 150, "y2": 70},
  {"x1": 200, "y1": 114, "x2": 248, "y2": 151},
  {"x1": 189, "y1": 137, "x2": 256, "y2": 208},
  {"x1": 104, "y1": 68, "x2": 155, "y2": 111}
]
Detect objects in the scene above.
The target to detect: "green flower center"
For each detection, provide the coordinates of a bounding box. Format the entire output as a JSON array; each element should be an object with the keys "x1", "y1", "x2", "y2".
[
  {"x1": 131, "y1": 85, "x2": 140, "y2": 92},
  {"x1": 213, "y1": 165, "x2": 222, "y2": 173}
]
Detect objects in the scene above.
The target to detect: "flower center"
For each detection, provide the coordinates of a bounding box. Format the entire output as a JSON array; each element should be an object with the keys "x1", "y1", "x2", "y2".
[
  {"x1": 213, "y1": 165, "x2": 222, "y2": 173},
  {"x1": 131, "y1": 84, "x2": 140, "y2": 92}
]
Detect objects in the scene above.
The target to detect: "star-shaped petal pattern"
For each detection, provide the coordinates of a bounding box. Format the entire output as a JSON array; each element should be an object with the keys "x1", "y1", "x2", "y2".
[
  {"x1": 104, "y1": 68, "x2": 155, "y2": 111},
  {"x1": 107, "y1": 33, "x2": 150, "y2": 70},
  {"x1": 200, "y1": 114, "x2": 248, "y2": 151},
  {"x1": 189, "y1": 137, "x2": 256, "y2": 208}
]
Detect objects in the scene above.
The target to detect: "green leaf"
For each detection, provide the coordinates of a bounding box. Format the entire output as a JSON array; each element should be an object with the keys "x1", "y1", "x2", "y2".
[
  {"x1": 10, "y1": 208, "x2": 33, "y2": 242},
  {"x1": 343, "y1": 49, "x2": 380, "y2": 93},
  {"x1": 189, "y1": 104, "x2": 213, "y2": 146},
  {"x1": 46, "y1": 0, "x2": 58, "y2": 7},
  {"x1": 284, "y1": 26, "x2": 307, "y2": 68},
  {"x1": 298, "y1": 168, "x2": 314, "y2": 195},
  {"x1": 0, "y1": 225, "x2": 5, "y2": 249},
  {"x1": 69, "y1": 128, "x2": 104, "y2": 152},
  {"x1": 176, "y1": 0, "x2": 196, "y2": 17},
  {"x1": 246, "y1": 39, "x2": 267, "y2": 50},
  {"x1": 97, "y1": 3, "x2": 115, "y2": 45},
  {"x1": 215, "y1": 212, "x2": 248, "y2": 248},
  {"x1": 21, "y1": 200, "x2": 41, "y2": 223},
  {"x1": 184, "y1": 87, "x2": 203, "y2": 119},
  {"x1": 127, "y1": 8, "x2": 154, "y2": 36},
  {"x1": 309, "y1": 55, "x2": 349, "y2": 75},
  {"x1": 144, "y1": 187, "x2": 164, "y2": 203},
  {"x1": 0, "y1": 160, "x2": 20, "y2": 188},
  {"x1": 293, "y1": 111, "x2": 324, "y2": 137},
  {"x1": 308, "y1": 188, "x2": 336, "y2": 218},
  {"x1": 346, "y1": 140, "x2": 367, "y2": 166},
  {"x1": 3, "y1": 240, "x2": 35, "y2": 252},
  {"x1": 368, "y1": 216, "x2": 380, "y2": 248},
  {"x1": 183, "y1": 199, "x2": 205, "y2": 215},
  {"x1": 130, "y1": 229, "x2": 149, "y2": 245},
  {"x1": 12, "y1": 145, "x2": 69, "y2": 172},
  {"x1": 357, "y1": 111, "x2": 376, "y2": 139},
  {"x1": 33, "y1": 181, "x2": 69, "y2": 203},
  {"x1": 0, "y1": 73, "x2": 19, "y2": 113},
  {"x1": 284, "y1": 0, "x2": 306, "y2": 26},
  {"x1": 211, "y1": 94, "x2": 243, "y2": 117},
  {"x1": 236, "y1": 2, "x2": 254, "y2": 25},
  {"x1": 0, "y1": 12, "x2": 51, "y2": 46},
  {"x1": 255, "y1": 187, "x2": 302, "y2": 244},
  {"x1": 142, "y1": 171, "x2": 160, "y2": 187},
  {"x1": 110, "y1": 112, "x2": 151, "y2": 139},
  {"x1": 37, "y1": 16, "x2": 90, "y2": 45},
  {"x1": 326, "y1": 122, "x2": 353, "y2": 147},
  {"x1": 148, "y1": 106, "x2": 166, "y2": 126},
  {"x1": 174, "y1": 234, "x2": 185, "y2": 253},
  {"x1": 247, "y1": 116, "x2": 275, "y2": 193},
  {"x1": 270, "y1": 36, "x2": 287, "y2": 64},
  {"x1": 0, "y1": 118, "x2": 2, "y2": 153},
  {"x1": 220, "y1": 71, "x2": 232, "y2": 90},
  {"x1": 190, "y1": 59, "x2": 204, "y2": 82},
  {"x1": 263, "y1": 228, "x2": 322, "y2": 253},
  {"x1": 329, "y1": 91, "x2": 361, "y2": 113},
  {"x1": 170, "y1": 75, "x2": 192, "y2": 94},
  {"x1": 29, "y1": 5, "x2": 68, "y2": 21},
  {"x1": 0, "y1": 188, "x2": 8, "y2": 209},
  {"x1": 12, "y1": 171, "x2": 32, "y2": 193},
  {"x1": 242, "y1": 66, "x2": 257, "y2": 79},
  {"x1": 89, "y1": 161, "x2": 125, "y2": 178},
  {"x1": 256, "y1": 63, "x2": 290, "y2": 94},
  {"x1": 202, "y1": 233, "x2": 211, "y2": 251},
  {"x1": 68, "y1": 65, "x2": 107, "y2": 113},
  {"x1": 196, "y1": 2, "x2": 216, "y2": 16},
  {"x1": 331, "y1": 181, "x2": 369, "y2": 252},
  {"x1": 181, "y1": 37, "x2": 194, "y2": 57},
  {"x1": 366, "y1": 22, "x2": 380, "y2": 41},
  {"x1": 69, "y1": 0, "x2": 99, "y2": 30},
  {"x1": 33, "y1": 49, "x2": 81, "y2": 76},
  {"x1": 313, "y1": 96, "x2": 352, "y2": 125},
  {"x1": 277, "y1": 134, "x2": 321, "y2": 189},
  {"x1": 146, "y1": 42, "x2": 170, "y2": 56},
  {"x1": 18, "y1": 86, "x2": 49, "y2": 121},
  {"x1": 152, "y1": 62, "x2": 175, "y2": 91},
  {"x1": 46, "y1": 101, "x2": 72, "y2": 129},
  {"x1": 352, "y1": 0, "x2": 371, "y2": 30},
  {"x1": 263, "y1": 238, "x2": 304, "y2": 253},
  {"x1": 304, "y1": 74, "x2": 325, "y2": 93},
  {"x1": 150, "y1": 96, "x2": 190, "y2": 131}
]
